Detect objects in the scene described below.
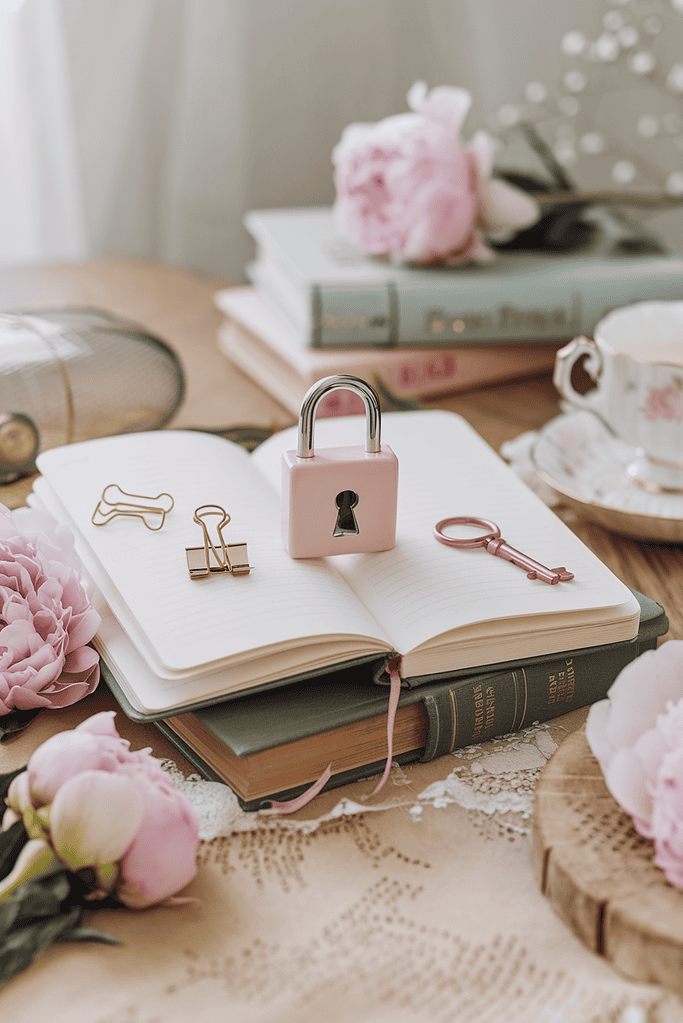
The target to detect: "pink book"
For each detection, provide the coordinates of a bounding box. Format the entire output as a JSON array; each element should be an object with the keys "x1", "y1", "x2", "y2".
[{"x1": 214, "y1": 288, "x2": 559, "y2": 417}]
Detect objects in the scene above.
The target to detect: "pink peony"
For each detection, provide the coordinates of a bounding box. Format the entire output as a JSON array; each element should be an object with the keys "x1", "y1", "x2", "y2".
[
  {"x1": 0, "y1": 503, "x2": 100, "y2": 713},
  {"x1": 4, "y1": 711, "x2": 201, "y2": 908},
  {"x1": 650, "y1": 741, "x2": 683, "y2": 888},
  {"x1": 332, "y1": 81, "x2": 539, "y2": 265},
  {"x1": 586, "y1": 640, "x2": 683, "y2": 887}
]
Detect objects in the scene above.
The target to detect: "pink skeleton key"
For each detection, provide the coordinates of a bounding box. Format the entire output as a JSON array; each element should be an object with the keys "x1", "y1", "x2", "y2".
[{"x1": 433, "y1": 517, "x2": 574, "y2": 585}]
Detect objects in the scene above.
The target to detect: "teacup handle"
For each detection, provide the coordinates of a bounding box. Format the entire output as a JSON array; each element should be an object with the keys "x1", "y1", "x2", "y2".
[{"x1": 553, "y1": 336, "x2": 605, "y2": 415}]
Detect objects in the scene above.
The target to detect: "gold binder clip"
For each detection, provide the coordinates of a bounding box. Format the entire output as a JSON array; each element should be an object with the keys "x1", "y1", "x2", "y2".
[
  {"x1": 92, "y1": 485, "x2": 174, "y2": 531},
  {"x1": 185, "y1": 504, "x2": 251, "y2": 579}
]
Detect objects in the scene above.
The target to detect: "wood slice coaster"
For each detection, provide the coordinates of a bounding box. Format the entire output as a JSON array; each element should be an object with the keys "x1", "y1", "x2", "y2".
[{"x1": 532, "y1": 726, "x2": 683, "y2": 995}]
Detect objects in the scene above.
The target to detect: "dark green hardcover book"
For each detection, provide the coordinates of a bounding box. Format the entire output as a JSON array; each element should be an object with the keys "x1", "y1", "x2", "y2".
[{"x1": 153, "y1": 590, "x2": 667, "y2": 811}]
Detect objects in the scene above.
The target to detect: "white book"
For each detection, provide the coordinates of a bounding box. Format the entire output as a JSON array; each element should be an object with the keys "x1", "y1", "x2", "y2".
[{"x1": 31, "y1": 411, "x2": 639, "y2": 719}]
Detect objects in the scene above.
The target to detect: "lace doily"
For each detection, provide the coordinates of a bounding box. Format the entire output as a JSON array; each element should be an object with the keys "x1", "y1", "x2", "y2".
[{"x1": 163, "y1": 714, "x2": 578, "y2": 842}]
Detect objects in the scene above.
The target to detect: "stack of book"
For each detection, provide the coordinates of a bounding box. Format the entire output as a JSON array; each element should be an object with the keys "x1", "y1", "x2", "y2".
[
  {"x1": 29, "y1": 411, "x2": 667, "y2": 809},
  {"x1": 215, "y1": 205, "x2": 683, "y2": 416},
  {"x1": 215, "y1": 286, "x2": 559, "y2": 417}
]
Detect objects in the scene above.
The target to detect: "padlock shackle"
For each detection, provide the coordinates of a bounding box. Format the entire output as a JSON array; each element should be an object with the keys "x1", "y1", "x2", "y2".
[{"x1": 297, "y1": 374, "x2": 381, "y2": 457}]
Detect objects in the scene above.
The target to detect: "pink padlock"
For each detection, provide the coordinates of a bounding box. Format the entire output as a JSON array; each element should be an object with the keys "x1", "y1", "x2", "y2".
[{"x1": 281, "y1": 375, "x2": 399, "y2": 558}]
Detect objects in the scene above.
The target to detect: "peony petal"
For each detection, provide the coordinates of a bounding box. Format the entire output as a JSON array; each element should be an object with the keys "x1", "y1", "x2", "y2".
[
  {"x1": 17, "y1": 658, "x2": 64, "y2": 694},
  {"x1": 3, "y1": 599, "x2": 32, "y2": 626},
  {"x1": 604, "y1": 747, "x2": 653, "y2": 830},
  {"x1": 408, "y1": 81, "x2": 472, "y2": 134},
  {"x1": 40, "y1": 673, "x2": 99, "y2": 708},
  {"x1": 7, "y1": 770, "x2": 32, "y2": 816},
  {"x1": 478, "y1": 177, "x2": 540, "y2": 234},
  {"x1": 28, "y1": 727, "x2": 131, "y2": 805},
  {"x1": 0, "y1": 618, "x2": 35, "y2": 658},
  {"x1": 585, "y1": 699, "x2": 616, "y2": 768},
  {"x1": 606, "y1": 642, "x2": 683, "y2": 749},
  {"x1": 76, "y1": 710, "x2": 121, "y2": 739},
  {"x1": 51, "y1": 770, "x2": 145, "y2": 868},
  {"x1": 634, "y1": 727, "x2": 669, "y2": 790},
  {"x1": 467, "y1": 128, "x2": 498, "y2": 179},
  {"x1": 117, "y1": 774, "x2": 200, "y2": 909},
  {"x1": 406, "y1": 80, "x2": 428, "y2": 113},
  {"x1": 5, "y1": 687, "x2": 54, "y2": 711},
  {"x1": 401, "y1": 185, "x2": 476, "y2": 262},
  {"x1": 650, "y1": 747, "x2": 683, "y2": 888},
  {"x1": 63, "y1": 645, "x2": 100, "y2": 674},
  {"x1": 451, "y1": 229, "x2": 495, "y2": 264},
  {"x1": 65, "y1": 607, "x2": 101, "y2": 652}
]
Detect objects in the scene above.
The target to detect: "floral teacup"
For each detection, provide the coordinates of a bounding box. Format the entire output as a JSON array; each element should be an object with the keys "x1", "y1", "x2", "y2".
[{"x1": 554, "y1": 301, "x2": 683, "y2": 492}]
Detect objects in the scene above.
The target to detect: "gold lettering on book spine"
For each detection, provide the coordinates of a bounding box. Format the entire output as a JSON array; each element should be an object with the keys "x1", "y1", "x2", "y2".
[
  {"x1": 426, "y1": 295, "x2": 582, "y2": 338},
  {"x1": 547, "y1": 658, "x2": 575, "y2": 707},
  {"x1": 472, "y1": 683, "x2": 484, "y2": 740},
  {"x1": 485, "y1": 685, "x2": 495, "y2": 732}
]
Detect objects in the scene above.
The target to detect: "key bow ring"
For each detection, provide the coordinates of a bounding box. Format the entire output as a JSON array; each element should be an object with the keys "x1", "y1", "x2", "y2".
[{"x1": 433, "y1": 517, "x2": 574, "y2": 585}]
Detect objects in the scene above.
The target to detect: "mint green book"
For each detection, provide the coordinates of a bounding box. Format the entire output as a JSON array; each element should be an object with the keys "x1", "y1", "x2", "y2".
[
  {"x1": 244, "y1": 206, "x2": 683, "y2": 348},
  {"x1": 153, "y1": 590, "x2": 667, "y2": 811}
]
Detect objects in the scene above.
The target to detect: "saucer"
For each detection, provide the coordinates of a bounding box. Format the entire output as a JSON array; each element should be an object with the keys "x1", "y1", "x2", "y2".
[{"x1": 531, "y1": 409, "x2": 683, "y2": 542}]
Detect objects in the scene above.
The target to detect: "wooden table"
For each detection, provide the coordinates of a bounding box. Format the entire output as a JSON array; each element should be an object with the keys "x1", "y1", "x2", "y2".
[{"x1": 2, "y1": 258, "x2": 682, "y2": 1022}]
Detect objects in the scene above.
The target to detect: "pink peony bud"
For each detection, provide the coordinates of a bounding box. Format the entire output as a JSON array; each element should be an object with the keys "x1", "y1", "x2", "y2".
[
  {"x1": 3, "y1": 712, "x2": 201, "y2": 908},
  {"x1": 26, "y1": 711, "x2": 132, "y2": 806},
  {"x1": 49, "y1": 770, "x2": 145, "y2": 870},
  {"x1": 117, "y1": 765, "x2": 202, "y2": 908}
]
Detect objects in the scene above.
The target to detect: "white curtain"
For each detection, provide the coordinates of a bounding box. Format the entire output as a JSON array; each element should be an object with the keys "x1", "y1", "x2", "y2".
[
  {"x1": 2, "y1": 0, "x2": 682, "y2": 281},
  {"x1": 0, "y1": 0, "x2": 84, "y2": 262}
]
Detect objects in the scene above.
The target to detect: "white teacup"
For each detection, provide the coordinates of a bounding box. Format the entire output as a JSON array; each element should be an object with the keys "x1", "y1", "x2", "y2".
[{"x1": 554, "y1": 301, "x2": 683, "y2": 493}]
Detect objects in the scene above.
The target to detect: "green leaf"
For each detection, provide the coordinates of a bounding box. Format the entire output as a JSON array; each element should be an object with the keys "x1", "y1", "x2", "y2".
[
  {"x1": 0, "y1": 766, "x2": 27, "y2": 804},
  {"x1": 10, "y1": 869, "x2": 72, "y2": 925},
  {"x1": 0, "y1": 867, "x2": 120, "y2": 984},
  {"x1": 0, "y1": 820, "x2": 29, "y2": 883},
  {"x1": 0, "y1": 905, "x2": 80, "y2": 984},
  {"x1": 0, "y1": 711, "x2": 39, "y2": 741},
  {"x1": 0, "y1": 855, "x2": 128, "y2": 982},
  {"x1": 60, "y1": 925, "x2": 122, "y2": 946}
]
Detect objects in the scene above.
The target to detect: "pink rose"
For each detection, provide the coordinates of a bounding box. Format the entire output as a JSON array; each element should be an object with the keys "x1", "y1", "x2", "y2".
[
  {"x1": 586, "y1": 641, "x2": 683, "y2": 888},
  {"x1": 4, "y1": 711, "x2": 201, "y2": 908},
  {"x1": 332, "y1": 81, "x2": 539, "y2": 265},
  {"x1": 0, "y1": 503, "x2": 100, "y2": 713}
]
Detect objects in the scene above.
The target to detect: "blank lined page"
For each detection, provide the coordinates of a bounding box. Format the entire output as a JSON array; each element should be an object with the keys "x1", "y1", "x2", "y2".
[
  {"x1": 252, "y1": 411, "x2": 637, "y2": 659},
  {"x1": 35, "y1": 431, "x2": 390, "y2": 675}
]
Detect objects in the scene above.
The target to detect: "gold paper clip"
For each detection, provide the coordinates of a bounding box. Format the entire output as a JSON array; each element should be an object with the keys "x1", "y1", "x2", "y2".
[
  {"x1": 185, "y1": 504, "x2": 251, "y2": 579},
  {"x1": 92, "y1": 485, "x2": 174, "y2": 531}
]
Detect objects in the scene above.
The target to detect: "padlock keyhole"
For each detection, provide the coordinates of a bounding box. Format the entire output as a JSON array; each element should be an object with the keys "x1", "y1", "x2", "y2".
[{"x1": 334, "y1": 490, "x2": 360, "y2": 537}]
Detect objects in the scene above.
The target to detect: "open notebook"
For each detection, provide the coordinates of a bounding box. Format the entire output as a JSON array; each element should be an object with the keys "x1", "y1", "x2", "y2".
[{"x1": 30, "y1": 410, "x2": 640, "y2": 720}]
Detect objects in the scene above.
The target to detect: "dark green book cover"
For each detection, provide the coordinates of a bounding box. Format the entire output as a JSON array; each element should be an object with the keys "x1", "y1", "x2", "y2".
[{"x1": 152, "y1": 589, "x2": 667, "y2": 811}]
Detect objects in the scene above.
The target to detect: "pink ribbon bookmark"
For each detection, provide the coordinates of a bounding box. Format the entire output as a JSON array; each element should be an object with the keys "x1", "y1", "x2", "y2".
[
  {"x1": 370, "y1": 654, "x2": 402, "y2": 795},
  {"x1": 269, "y1": 764, "x2": 332, "y2": 813},
  {"x1": 271, "y1": 654, "x2": 403, "y2": 813}
]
